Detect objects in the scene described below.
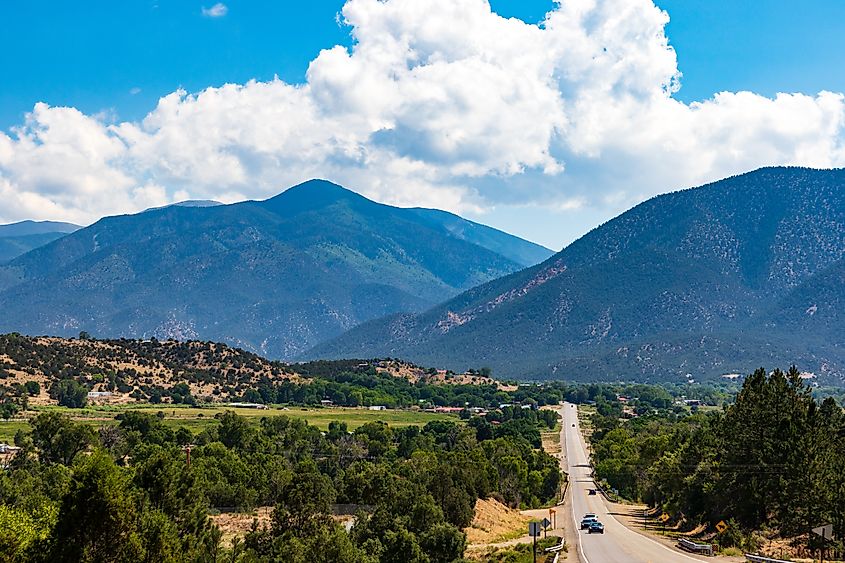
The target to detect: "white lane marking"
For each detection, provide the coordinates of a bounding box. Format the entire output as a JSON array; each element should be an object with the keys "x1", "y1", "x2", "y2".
[
  {"x1": 598, "y1": 506, "x2": 706, "y2": 563},
  {"x1": 564, "y1": 404, "x2": 710, "y2": 563},
  {"x1": 569, "y1": 474, "x2": 591, "y2": 563},
  {"x1": 563, "y1": 407, "x2": 591, "y2": 563}
]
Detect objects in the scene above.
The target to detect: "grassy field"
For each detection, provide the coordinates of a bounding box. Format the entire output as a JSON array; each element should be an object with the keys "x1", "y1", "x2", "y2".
[{"x1": 0, "y1": 404, "x2": 457, "y2": 442}]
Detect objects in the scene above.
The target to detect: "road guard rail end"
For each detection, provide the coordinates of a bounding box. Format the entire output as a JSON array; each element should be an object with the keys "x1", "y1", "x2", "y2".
[{"x1": 676, "y1": 538, "x2": 713, "y2": 556}]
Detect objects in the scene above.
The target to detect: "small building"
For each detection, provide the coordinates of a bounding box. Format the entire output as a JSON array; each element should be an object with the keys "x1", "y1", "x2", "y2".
[
  {"x1": 320, "y1": 399, "x2": 334, "y2": 406},
  {"x1": 227, "y1": 402, "x2": 269, "y2": 409},
  {"x1": 433, "y1": 406, "x2": 464, "y2": 414}
]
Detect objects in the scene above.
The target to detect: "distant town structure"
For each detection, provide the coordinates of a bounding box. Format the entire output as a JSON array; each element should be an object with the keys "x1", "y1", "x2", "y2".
[{"x1": 227, "y1": 402, "x2": 269, "y2": 409}]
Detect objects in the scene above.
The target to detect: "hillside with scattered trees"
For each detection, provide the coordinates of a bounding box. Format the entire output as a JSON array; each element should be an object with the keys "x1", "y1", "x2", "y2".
[
  {"x1": 588, "y1": 366, "x2": 845, "y2": 559},
  {"x1": 313, "y1": 168, "x2": 845, "y2": 385}
]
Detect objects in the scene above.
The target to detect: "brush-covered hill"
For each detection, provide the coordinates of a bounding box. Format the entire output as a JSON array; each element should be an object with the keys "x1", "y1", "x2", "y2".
[
  {"x1": 0, "y1": 180, "x2": 550, "y2": 358},
  {"x1": 0, "y1": 333, "x2": 511, "y2": 406},
  {"x1": 310, "y1": 167, "x2": 845, "y2": 385},
  {"x1": 0, "y1": 333, "x2": 298, "y2": 404},
  {"x1": 0, "y1": 220, "x2": 81, "y2": 263}
]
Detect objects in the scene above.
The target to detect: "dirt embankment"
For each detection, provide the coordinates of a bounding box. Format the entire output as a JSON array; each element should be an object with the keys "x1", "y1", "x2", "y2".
[{"x1": 465, "y1": 498, "x2": 532, "y2": 546}]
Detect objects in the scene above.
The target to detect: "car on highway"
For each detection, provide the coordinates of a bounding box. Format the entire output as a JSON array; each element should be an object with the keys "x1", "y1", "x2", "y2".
[
  {"x1": 580, "y1": 516, "x2": 599, "y2": 529},
  {"x1": 588, "y1": 521, "x2": 605, "y2": 534},
  {"x1": 583, "y1": 513, "x2": 596, "y2": 519},
  {"x1": 588, "y1": 488, "x2": 597, "y2": 495}
]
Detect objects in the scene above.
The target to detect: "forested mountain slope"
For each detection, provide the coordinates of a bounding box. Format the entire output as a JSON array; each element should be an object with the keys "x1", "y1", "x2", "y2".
[
  {"x1": 0, "y1": 180, "x2": 548, "y2": 358},
  {"x1": 311, "y1": 168, "x2": 845, "y2": 384}
]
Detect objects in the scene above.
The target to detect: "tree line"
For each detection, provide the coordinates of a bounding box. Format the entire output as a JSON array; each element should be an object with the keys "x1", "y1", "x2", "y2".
[
  {"x1": 590, "y1": 367, "x2": 845, "y2": 554},
  {"x1": 1, "y1": 406, "x2": 561, "y2": 562}
]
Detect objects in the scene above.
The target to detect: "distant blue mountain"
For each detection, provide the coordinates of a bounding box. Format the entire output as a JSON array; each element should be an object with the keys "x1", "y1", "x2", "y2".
[
  {"x1": 408, "y1": 208, "x2": 553, "y2": 267},
  {"x1": 0, "y1": 180, "x2": 548, "y2": 358},
  {"x1": 0, "y1": 220, "x2": 81, "y2": 263},
  {"x1": 0, "y1": 220, "x2": 80, "y2": 237}
]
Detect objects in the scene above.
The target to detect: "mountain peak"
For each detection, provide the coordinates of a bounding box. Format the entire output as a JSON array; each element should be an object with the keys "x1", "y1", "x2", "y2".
[
  {"x1": 260, "y1": 179, "x2": 371, "y2": 215},
  {"x1": 0, "y1": 220, "x2": 81, "y2": 237},
  {"x1": 277, "y1": 179, "x2": 363, "y2": 202}
]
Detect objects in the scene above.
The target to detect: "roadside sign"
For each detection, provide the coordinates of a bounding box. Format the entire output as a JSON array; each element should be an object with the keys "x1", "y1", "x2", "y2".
[
  {"x1": 658, "y1": 513, "x2": 670, "y2": 523},
  {"x1": 541, "y1": 517, "x2": 551, "y2": 529},
  {"x1": 813, "y1": 524, "x2": 833, "y2": 538},
  {"x1": 716, "y1": 520, "x2": 728, "y2": 534},
  {"x1": 529, "y1": 522, "x2": 541, "y2": 537}
]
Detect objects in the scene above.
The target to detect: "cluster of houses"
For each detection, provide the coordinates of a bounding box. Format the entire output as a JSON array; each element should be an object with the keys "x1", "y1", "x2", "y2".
[
  {"x1": 424, "y1": 403, "x2": 537, "y2": 416},
  {"x1": 0, "y1": 443, "x2": 21, "y2": 468}
]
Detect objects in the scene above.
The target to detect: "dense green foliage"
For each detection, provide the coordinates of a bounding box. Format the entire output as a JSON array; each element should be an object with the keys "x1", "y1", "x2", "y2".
[
  {"x1": 0, "y1": 180, "x2": 549, "y2": 359},
  {"x1": 0, "y1": 401, "x2": 560, "y2": 562},
  {"x1": 50, "y1": 379, "x2": 88, "y2": 408},
  {"x1": 243, "y1": 364, "x2": 569, "y2": 410},
  {"x1": 314, "y1": 167, "x2": 845, "y2": 384},
  {"x1": 590, "y1": 367, "x2": 845, "y2": 553}
]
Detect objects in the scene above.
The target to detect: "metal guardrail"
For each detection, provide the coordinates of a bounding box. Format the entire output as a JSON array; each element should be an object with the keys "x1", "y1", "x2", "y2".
[
  {"x1": 744, "y1": 555, "x2": 792, "y2": 563},
  {"x1": 544, "y1": 541, "x2": 565, "y2": 553},
  {"x1": 677, "y1": 538, "x2": 713, "y2": 556}
]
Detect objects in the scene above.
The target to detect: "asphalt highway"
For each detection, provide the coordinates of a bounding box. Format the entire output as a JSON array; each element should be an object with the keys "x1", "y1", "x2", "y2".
[{"x1": 561, "y1": 402, "x2": 721, "y2": 563}]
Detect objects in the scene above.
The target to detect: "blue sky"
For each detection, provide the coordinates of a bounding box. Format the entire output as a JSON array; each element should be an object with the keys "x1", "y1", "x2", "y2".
[
  {"x1": 3, "y1": 0, "x2": 843, "y2": 129},
  {"x1": 1, "y1": 1, "x2": 844, "y2": 249}
]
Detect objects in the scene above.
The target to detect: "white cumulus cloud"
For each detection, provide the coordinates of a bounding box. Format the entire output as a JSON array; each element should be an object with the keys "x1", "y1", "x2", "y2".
[
  {"x1": 1, "y1": 0, "x2": 844, "y2": 246},
  {"x1": 201, "y1": 3, "x2": 228, "y2": 18}
]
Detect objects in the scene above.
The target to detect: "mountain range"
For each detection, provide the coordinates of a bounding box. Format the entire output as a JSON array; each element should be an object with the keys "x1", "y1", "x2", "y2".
[
  {"x1": 310, "y1": 167, "x2": 845, "y2": 385},
  {"x1": 0, "y1": 180, "x2": 552, "y2": 358},
  {"x1": 0, "y1": 220, "x2": 81, "y2": 263}
]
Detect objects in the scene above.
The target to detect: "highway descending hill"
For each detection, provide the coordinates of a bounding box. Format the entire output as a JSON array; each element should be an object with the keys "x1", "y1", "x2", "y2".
[{"x1": 561, "y1": 403, "x2": 726, "y2": 563}]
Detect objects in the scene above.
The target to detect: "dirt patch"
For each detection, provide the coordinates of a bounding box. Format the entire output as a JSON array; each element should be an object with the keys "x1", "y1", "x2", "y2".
[
  {"x1": 753, "y1": 535, "x2": 820, "y2": 562},
  {"x1": 541, "y1": 430, "x2": 561, "y2": 456},
  {"x1": 465, "y1": 498, "x2": 532, "y2": 545},
  {"x1": 210, "y1": 507, "x2": 273, "y2": 547}
]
